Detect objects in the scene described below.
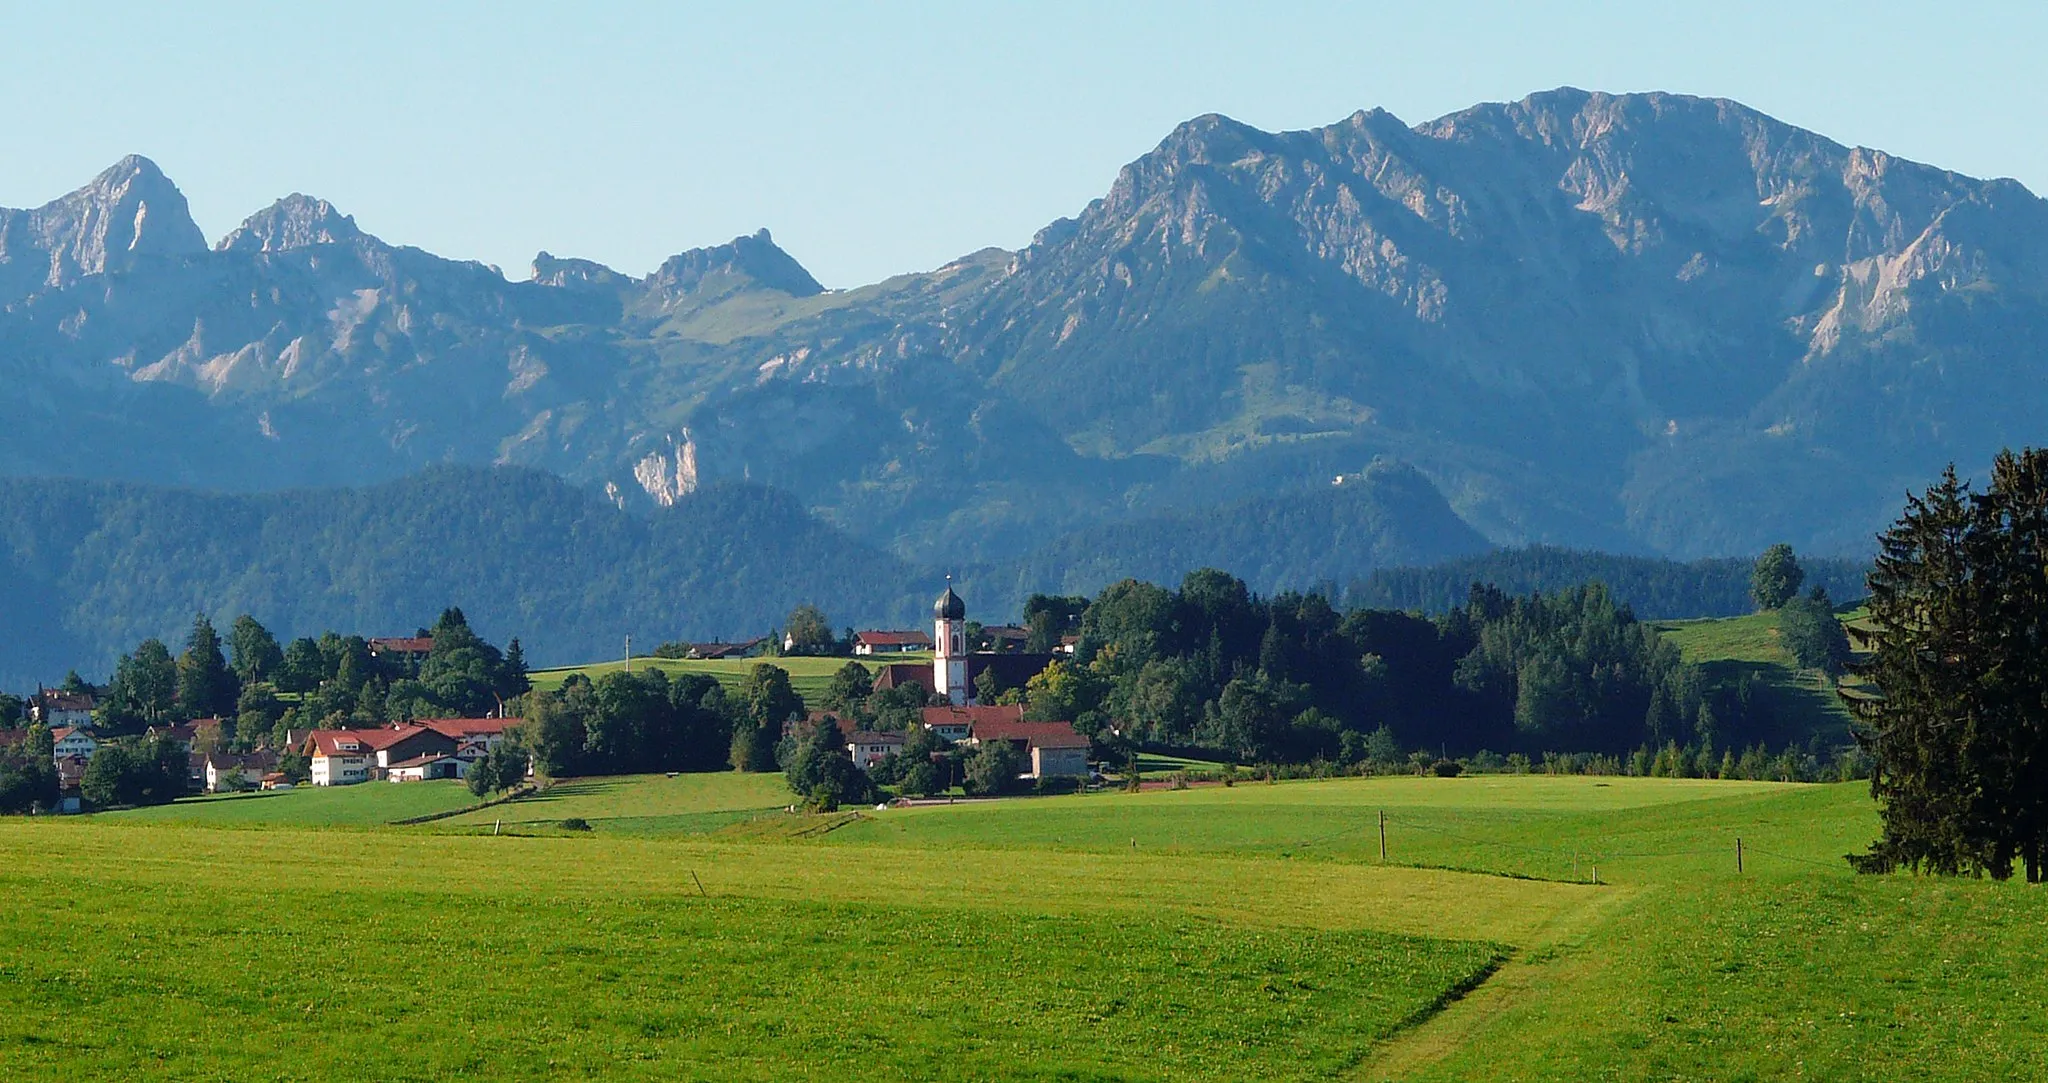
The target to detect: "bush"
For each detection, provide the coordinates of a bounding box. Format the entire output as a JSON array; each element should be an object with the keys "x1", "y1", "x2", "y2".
[
  {"x1": 1430, "y1": 758, "x2": 1463, "y2": 777},
  {"x1": 559, "y1": 818, "x2": 592, "y2": 832}
]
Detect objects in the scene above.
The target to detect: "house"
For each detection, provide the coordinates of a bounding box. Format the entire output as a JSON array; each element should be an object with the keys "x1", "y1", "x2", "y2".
[
  {"x1": 978, "y1": 625, "x2": 1030, "y2": 653},
  {"x1": 1057, "y1": 635, "x2": 1079, "y2": 657},
  {"x1": 259, "y1": 772, "x2": 294, "y2": 791},
  {"x1": 304, "y1": 731, "x2": 375, "y2": 786},
  {"x1": 367, "y1": 637, "x2": 434, "y2": 665},
  {"x1": 853, "y1": 630, "x2": 932, "y2": 656},
  {"x1": 148, "y1": 721, "x2": 207, "y2": 752},
  {"x1": 846, "y1": 729, "x2": 906, "y2": 770},
  {"x1": 49, "y1": 727, "x2": 97, "y2": 761},
  {"x1": 686, "y1": 638, "x2": 764, "y2": 660},
  {"x1": 205, "y1": 750, "x2": 279, "y2": 792},
  {"x1": 55, "y1": 755, "x2": 89, "y2": 797},
  {"x1": 303, "y1": 723, "x2": 467, "y2": 784},
  {"x1": 919, "y1": 704, "x2": 1029, "y2": 745},
  {"x1": 30, "y1": 689, "x2": 95, "y2": 729},
  {"x1": 965, "y1": 718, "x2": 1092, "y2": 779}
]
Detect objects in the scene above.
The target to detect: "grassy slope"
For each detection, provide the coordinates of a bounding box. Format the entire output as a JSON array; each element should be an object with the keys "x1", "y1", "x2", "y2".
[
  {"x1": 528, "y1": 653, "x2": 929, "y2": 702},
  {"x1": 102, "y1": 779, "x2": 478, "y2": 827},
  {"x1": 437, "y1": 772, "x2": 794, "y2": 835},
  {"x1": 1652, "y1": 609, "x2": 1858, "y2": 746},
  {"x1": 5, "y1": 773, "x2": 2044, "y2": 1079}
]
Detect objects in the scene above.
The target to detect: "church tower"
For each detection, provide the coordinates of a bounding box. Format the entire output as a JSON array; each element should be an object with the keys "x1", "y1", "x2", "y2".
[{"x1": 933, "y1": 582, "x2": 969, "y2": 706}]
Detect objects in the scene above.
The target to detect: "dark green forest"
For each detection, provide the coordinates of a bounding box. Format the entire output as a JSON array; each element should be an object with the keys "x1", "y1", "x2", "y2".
[{"x1": 1351, "y1": 545, "x2": 1869, "y2": 619}]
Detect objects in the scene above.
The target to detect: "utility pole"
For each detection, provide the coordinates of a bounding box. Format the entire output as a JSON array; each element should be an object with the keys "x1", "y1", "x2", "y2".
[{"x1": 1379, "y1": 810, "x2": 1387, "y2": 862}]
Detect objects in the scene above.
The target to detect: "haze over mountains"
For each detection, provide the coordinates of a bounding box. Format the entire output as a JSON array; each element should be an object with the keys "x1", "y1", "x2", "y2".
[{"x1": 5, "y1": 87, "x2": 2046, "y2": 677}]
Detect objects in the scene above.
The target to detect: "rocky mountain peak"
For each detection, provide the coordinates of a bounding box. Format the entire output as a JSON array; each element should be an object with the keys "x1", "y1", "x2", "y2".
[
  {"x1": 644, "y1": 228, "x2": 824, "y2": 303},
  {"x1": 531, "y1": 251, "x2": 626, "y2": 291},
  {"x1": 0, "y1": 154, "x2": 206, "y2": 301},
  {"x1": 216, "y1": 193, "x2": 369, "y2": 253}
]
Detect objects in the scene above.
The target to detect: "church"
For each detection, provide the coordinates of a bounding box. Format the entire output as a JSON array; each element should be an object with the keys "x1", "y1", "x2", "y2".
[{"x1": 871, "y1": 585, "x2": 1059, "y2": 705}]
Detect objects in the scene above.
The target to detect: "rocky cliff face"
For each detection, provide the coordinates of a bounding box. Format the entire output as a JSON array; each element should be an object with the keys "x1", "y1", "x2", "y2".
[{"x1": 3, "y1": 89, "x2": 2046, "y2": 563}]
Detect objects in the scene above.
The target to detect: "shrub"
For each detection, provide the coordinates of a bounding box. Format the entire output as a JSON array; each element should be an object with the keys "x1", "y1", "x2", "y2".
[
  {"x1": 559, "y1": 818, "x2": 592, "y2": 832},
  {"x1": 1430, "y1": 759, "x2": 1463, "y2": 778}
]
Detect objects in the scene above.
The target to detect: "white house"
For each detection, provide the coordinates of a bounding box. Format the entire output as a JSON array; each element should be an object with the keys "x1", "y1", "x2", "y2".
[
  {"x1": 205, "y1": 751, "x2": 278, "y2": 792},
  {"x1": 30, "y1": 690, "x2": 95, "y2": 730},
  {"x1": 852, "y1": 630, "x2": 932, "y2": 656},
  {"x1": 49, "y1": 727, "x2": 97, "y2": 761},
  {"x1": 304, "y1": 731, "x2": 374, "y2": 786},
  {"x1": 846, "y1": 730, "x2": 905, "y2": 770}
]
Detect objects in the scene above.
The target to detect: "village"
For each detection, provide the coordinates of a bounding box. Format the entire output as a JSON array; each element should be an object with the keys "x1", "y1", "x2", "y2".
[{"x1": 0, "y1": 587, "x2": 1094, "y2": 813}]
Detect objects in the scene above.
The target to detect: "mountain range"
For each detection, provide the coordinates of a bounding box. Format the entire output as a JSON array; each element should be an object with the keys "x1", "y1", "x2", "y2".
[{"x1": 5, "y1": 86, "x2": 2045, "y2": 678}]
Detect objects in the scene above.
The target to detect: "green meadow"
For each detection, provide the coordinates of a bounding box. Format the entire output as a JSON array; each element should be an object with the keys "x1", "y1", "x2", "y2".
[
  {"x1": 4, "y1": 769, "x2": 2044, "y2": 1078},
  {"x1": 528, "y1": 652, "x2": 928, "y2": 701}
]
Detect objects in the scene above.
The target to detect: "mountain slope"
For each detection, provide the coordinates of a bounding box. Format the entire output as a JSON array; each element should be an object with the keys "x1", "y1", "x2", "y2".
[{"x1": 3, "y1": 89, "x2": 2046, "y2": 561}]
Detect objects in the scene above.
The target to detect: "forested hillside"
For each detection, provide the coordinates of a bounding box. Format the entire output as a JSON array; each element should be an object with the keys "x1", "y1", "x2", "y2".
[
  {"x1": 1352, "y1": 546, "x2": 1869, "y2": 619},
  {"x1": 1, "y1": 458, "x2": 1514, "y2": 688},
  {"x1": 0, "y1": 469, "x2": 917, "y2": 688}
]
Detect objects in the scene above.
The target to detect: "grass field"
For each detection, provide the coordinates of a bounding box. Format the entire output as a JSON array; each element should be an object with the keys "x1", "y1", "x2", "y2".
[
  {"x1": 528, "y1": 652, "x2": 927, "y2": 701},
  {"x1": 102, "y1": 778, "x2": 480, "y2": 827},
  {"x1": 1653, "y1": 609, "x2": 1859, "y2": 745},
  {"x1": 4, "y1": 770, "x2": 2044, "y2": 1079},
  {"x1": 437, "y1": 772, "x2": 794, "y2": 836}
]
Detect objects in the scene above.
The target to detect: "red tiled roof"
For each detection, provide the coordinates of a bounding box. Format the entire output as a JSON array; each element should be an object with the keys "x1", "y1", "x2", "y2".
[
  {"x1": 874, "y1": 664, "x2": 936, "y2": 694},
  {"x1": 855, "y1": 630, "x2": 932, "y2": 648},
  {"x1": 418, "y1": 717, "x2": 519, "y2": 739},
  {"x1": 368, "y1": 637, "x2": 434, "y2": 654},
  {"x1": 304, "y1": 730, "x2": 373, "y2": 757},
  {"x1": 921, "y1": 705, "x2": 1026, "y2": 729},
  {"x1": 969, "y1": 719, "x2": 1090, "y2": 750}
]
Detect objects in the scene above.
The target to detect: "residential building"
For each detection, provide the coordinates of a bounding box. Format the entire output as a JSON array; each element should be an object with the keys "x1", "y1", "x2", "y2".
[
  {"x1": 29, "y1": 689, "x2": 95, "y2": 730},
  {"x1": 304, "y1": 731, "x2": 375, "y2": 786},
  {"x1": 853, "y1": 630, "x2": 932, "y2": 656},
  {"x1": 846, "y1": 730, "x2": 905, "y2": 770},
  {"x1": 205, "y1": 750, "x2": 279, "y2": 792},
  {"x1": 49, "y1": 727, "x2": 97, "y2": 761}
]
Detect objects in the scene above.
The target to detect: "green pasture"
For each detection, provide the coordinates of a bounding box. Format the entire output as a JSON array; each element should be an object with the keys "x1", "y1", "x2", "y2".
[
  {"x1": 1653, "y1": 609, "x2": 1859, "y2": 744},
  {"x1": 102, "y1": 778, "x2": 478, "y2": 827},
  {"x1": 4, "y1": 768, "x2": 2045, "y2": 1079},
  {"x1": 528, "y1": 652, "x2": 927, "y2": 701},
  {"x1": 437, "y1": 771, "x2": 794, "y2": 836}
]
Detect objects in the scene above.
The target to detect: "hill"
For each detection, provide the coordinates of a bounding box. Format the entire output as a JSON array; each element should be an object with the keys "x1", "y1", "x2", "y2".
[
  {"x1": 0, "y1": 461, "x2": 1489, "y2": 688},
  {"x1": 5, "y1": 90, "x2": 2045, "y2": 562}
]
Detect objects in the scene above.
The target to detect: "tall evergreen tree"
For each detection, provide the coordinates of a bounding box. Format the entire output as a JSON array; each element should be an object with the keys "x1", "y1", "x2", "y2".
[
  {"x1": 178, "y1": 614, "x2": 240, "y2": 719},
  {"x1": 228, "y1": 615, "x2": 284, "y2": 686}
]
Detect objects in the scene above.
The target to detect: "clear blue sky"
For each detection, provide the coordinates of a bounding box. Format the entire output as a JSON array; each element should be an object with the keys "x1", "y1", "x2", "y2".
[{"x1": 4, "y1": 1, "x2": 2042, "y2": 288}]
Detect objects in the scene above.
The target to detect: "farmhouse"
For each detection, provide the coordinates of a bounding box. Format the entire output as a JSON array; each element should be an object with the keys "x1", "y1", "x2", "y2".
[
  {"x1": 300, "y1": 719, "x2": 516, "y2": 784},
  {"x1": 853, "y1": 630, "x2": 932, "y2": 655}
]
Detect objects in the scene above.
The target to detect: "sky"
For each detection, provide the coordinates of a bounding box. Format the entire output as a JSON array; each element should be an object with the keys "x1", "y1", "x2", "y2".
[{"x1": 4, "y1": 1, "x2": 2045, "y2": 288}]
